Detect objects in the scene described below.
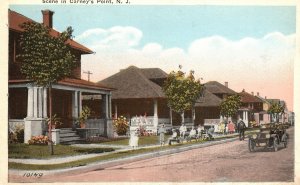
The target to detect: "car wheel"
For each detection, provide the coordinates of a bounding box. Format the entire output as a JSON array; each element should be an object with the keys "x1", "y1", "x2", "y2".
[
  {"x1": 248, "y1": 139, "x2": 255, "y2": 152},
  {"x1": 273, "y1": 137, "x2": 278, "y2": 152}
]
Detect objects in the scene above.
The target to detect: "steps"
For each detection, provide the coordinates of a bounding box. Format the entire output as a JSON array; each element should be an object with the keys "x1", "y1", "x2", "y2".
[{"x1": 59, "y1": 128, "x2": 85, "y2": 145}]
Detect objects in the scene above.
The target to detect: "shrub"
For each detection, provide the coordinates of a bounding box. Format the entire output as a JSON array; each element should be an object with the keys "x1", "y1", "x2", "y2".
[
  {"x1": 28, "y1": 135, "x2": 49, "y2": 145},
  {"x1": 113, "y1": 116, "x2": 129, "y2": 135},
  {"x1": 8, "y1": 124, "x2": 24, "y2": 143}
]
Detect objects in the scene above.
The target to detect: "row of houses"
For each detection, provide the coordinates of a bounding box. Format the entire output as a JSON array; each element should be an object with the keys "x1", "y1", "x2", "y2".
[{"x1": 8, "y1": 9, "x2": 292, "y2": 143}]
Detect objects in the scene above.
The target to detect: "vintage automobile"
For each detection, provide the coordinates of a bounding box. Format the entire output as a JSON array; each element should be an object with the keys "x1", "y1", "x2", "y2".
[{"x1": 248, "y1": 123, "x2": 288, "y2": 152}]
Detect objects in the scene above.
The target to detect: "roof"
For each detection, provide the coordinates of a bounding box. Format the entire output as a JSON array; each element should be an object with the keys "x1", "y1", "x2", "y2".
[
  {"x1": 205, "y1": 81, "x2": 236, "y2": 95},
  {"x1": 140, "y1": 68, "x2": 168, "y2": 79},
  {"x1": 256, "y1": 95, "x2": 271, "y2": 104},
  {"x1": 9, "y1": 78, "x2": 113, "y2": 91},
  {"x1": 239, "y1": 90, "x2": 263, "y2": 103},
  {"x1": 100, "y1": 66, "x2": 166, "y2": 99},
  {"x1": 8, "y1": 9, "x2": 93, "y2": 54},
  {"x1": 195, "y1": 89, "x2": 222, "y2": 107}
]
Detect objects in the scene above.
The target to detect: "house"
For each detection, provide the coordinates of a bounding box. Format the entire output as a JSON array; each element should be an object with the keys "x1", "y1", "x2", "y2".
[
  {"x1": 196, "y1": 81, "x2": 237, "y2": 124},
  {"x1": 238, "y1": 90, "x2": 264, "y2": 127},
  {"x1": 8, "y1": 9, "x2": 114, "y2": 144},
  {"x1": 99, "y1": 66, "x2": 230, "y2": 132}
]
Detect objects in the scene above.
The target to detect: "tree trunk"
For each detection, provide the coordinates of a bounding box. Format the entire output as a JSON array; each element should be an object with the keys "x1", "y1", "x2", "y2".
[
  {"x1": 48, "y1": 85, "x2": 54, "y2": 155},
  {"x1": 181, "y1": 112, "x2": 185, "y2": 124}
]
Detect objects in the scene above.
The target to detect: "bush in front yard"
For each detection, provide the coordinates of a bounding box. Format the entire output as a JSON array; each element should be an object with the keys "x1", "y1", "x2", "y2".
[
  {"x1": 28, "y1": 135, "x2": 49, "y2": 145},
  {"x1": 113, "y1": 116, "x2": 129, "y2": 135}
]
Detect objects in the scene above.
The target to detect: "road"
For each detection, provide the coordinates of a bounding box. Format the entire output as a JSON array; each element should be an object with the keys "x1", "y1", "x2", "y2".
[{"x1": 10, "y1": 127, "x2": 294, "y2": 183}]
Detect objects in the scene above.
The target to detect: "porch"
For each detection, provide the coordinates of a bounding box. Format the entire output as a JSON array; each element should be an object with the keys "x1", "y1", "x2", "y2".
[{"x1": 8, "y1": 79, "x2": 113, "y2": 144}]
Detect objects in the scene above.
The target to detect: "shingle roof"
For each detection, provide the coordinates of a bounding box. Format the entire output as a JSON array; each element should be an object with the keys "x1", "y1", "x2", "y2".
[
  {"x1": 195, "y1": 89, "x2": 222, "y2": 107},
  {"x1": 239, "y1": 90, "x2": 263, "y2": 103},
  {"x1": 140, "y1": 68, "x2": 168, "y2": 79},
  {"x1": 205, "y1": 81, "x2": 236, "y2": 95},
  {"x1": 8, "y1": 9, "x2": 93, "y2": 54},
  {"x1": 100, "y1": 66, "x2": 166, "y2": 99}
]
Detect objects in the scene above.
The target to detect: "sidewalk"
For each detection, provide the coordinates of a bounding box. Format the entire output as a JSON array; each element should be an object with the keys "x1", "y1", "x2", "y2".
[
  {"x1": 9, "y1": 133, "x2": 239, "y2": 165},
  {"x1": 9, "y1": 135, "x2": 240, "y2": 176}
]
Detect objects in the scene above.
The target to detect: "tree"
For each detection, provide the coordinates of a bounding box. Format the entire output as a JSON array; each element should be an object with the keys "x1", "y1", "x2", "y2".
[
  {"x1": 268, "y1": 102, "x2": 285, "y2": 122},
  {"x1": 163, "y1": 66, "x2": 202, "y2": 124},
  {"x1": 18, "y1": 21, "x2": 76, "y2": 154},
  {"x1": 220, "y1": 94, "x2": 242, "y2": 120}
]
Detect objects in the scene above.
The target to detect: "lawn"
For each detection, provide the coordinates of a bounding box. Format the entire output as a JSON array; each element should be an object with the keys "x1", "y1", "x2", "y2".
[
  {"x1": 8, "y1": 143, "x2": 114, "y2": 159},
  {"x1": 95, "y1": 135, "x2": 161, "y2": 146}
]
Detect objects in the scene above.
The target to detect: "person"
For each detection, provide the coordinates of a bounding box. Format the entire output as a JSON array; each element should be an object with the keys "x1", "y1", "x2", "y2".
[
  {"x1": 237, "y1": 119, "x2": 246, "y2": 140},
  {"x1": 207, "y1": 125, "x2": 214, "y2": 140},
  {"x1": 158, "y1": 124, "x2": 166, "y2": 146},
  {"x1": 179, "y1": 124, "x2": 187, "y2": 138},
  {"x1": 168, "y1": 129, "x2": 178, "y2": 145},
  {"x1": 129, "y1": 129, "x2": 139, "y2": 149},
  {"x1": 197, "y1": 124, "x2": 204, "y2": 139},
  {"x1": 188, "y1": 126, "x2": 197, "y2": 141},
  {"x1": 228, "y1": 121, "x2": 235, "y2": 134}
]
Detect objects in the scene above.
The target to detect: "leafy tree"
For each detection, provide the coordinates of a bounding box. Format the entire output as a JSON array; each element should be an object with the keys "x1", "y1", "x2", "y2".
[
  {"x1": 268, "y1": 102, "x2": 285, "y2": 122},
  {"x1": 220, "y1": 94, "x2": 242, "y2": 119},
  {"x1": 163, "y1": 66, "x2": 202, "y2": 123},
  {"x1": 18, "y1": 22, "x2": 76, "y2": 154}
]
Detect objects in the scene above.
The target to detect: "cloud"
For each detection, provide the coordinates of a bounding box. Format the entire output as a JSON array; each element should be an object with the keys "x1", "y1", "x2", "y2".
[{"x1": 76, "y1": 27, "x2": 295, "y2": 110}]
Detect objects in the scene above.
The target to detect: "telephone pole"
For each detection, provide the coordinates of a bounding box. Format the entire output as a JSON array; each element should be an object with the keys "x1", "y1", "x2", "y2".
[{"x1": 83, "y1": 70, "x2": 93, "y2": 82}]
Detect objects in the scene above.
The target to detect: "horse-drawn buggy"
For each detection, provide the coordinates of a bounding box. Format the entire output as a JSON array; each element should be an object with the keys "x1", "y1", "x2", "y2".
[{"x1": 248, "y1": 123, "x2": 288, "y2": 152}]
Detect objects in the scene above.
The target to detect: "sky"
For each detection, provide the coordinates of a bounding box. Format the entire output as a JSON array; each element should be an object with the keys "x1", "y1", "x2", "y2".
[{"x1": 9, "y1": 5, "x2": 296, "y2": 111}]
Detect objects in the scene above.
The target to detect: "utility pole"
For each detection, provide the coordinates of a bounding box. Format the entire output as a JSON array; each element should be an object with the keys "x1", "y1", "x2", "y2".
[{"x1": 83, "y1": 70, "x2": 93, "y2": 82}]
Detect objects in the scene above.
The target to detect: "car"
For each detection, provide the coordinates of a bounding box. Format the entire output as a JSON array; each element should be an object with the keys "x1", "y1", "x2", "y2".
[{"x1": 248, "y1": 123, "x2": 288, "y2": 152}]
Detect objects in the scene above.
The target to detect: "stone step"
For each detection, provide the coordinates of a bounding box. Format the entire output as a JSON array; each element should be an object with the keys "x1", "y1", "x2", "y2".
[
  {"x1": 60, "y1": 132, "x2": 78, "y2": 137},
  {"x1": 60, "y1": 136, "x2": 82, "y2": 142}
]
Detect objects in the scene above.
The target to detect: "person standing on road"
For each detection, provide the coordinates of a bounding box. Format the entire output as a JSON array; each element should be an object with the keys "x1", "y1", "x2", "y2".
[
  {"x1": 238, "y1": 119, "x2": 246, "y2": 140},
  {"x1": 158, "y1": 124, "x2": 166, "y2": 146}
]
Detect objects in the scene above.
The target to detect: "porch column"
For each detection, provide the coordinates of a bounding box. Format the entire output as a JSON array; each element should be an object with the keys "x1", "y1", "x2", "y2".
[
  {"x1": 33, "y1": 87, "x2": 38, "y2": 118},
  {"x1": 78, "y1": 91, "x2": 82, "y2": 114},
  {"x1": 27, "y1": 86, "x2": 34, "y2": 118},
  {"x1": 72, "y1": 91, "x2": 79, "y2": 118},
  {"x1": 153, "y1": 99, "x2": 158, "y2": 128},
  {"x1": 114, "y1": 104, "x2": 118, "y2": 119},
  {"x1": 108, "y1": 94, "x2": 112, "y2": 118},
  {"x1": 169, "y1": 108, "x2": 173, "y2": 126},
  {"x1": 43, "y1": 87, "x2": 47, "y2": 118},
  {"x1": 192, "y1": 106, "x2": 195, "y2": 125},
  {"x1": 102, "y1": 94, "x2": 108, "y2": 119},
  {"x1": 38, "y1": 87, "x2": 43, "y2": 118}
]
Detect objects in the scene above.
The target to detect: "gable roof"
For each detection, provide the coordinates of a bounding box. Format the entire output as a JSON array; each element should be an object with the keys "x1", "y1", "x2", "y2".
[
  {"x1": 100, "y1": 66, "x2": 166, "y2": 99},
  {"x1": 205, "y1": 81, "x2": 236, "y2": 95},
  {"x1": 239, "y1": 90, "x2": 263, "y2": 103},
  {"x1": 8, "y1": 9, "x2": 93, "y2": 54},
  {"x1": 140, "y1": 68, "x2": 168, "y2": 79},
  {"x1": 195, "y1": 89, "x2": 222, "y2": 107}
]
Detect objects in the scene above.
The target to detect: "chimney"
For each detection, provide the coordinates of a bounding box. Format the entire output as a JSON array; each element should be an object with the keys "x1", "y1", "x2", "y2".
[
  {"x1": 224, "y1": 82, "x2": 228, "y2": 88},
  {"x1": 251, "y1": 92, "x2": 254, "y2": 96},
  {"x1": 42, "y1": 10, "x2": 54, "y2": 28},
  {"x1": 265, "y1": 96, "x2": 267, "y2": 99},
  {"x1": 257, "y1": 92, "x2": 259, "y2": 96}
]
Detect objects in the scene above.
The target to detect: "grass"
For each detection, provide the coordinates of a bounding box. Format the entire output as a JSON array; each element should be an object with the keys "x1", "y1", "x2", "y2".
[
  {"x1": 8, "y1": 144, "x2": 114, "y2": 159},
  {"x1": 8, "y1": 133, "x2": 245, "y2": 170},
  {"x1": 98, "y1": 135, "x2": 160, "y2": 146},
  {"x1": 8, "y1": 145, "x2": 178, "y2": 170}
]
